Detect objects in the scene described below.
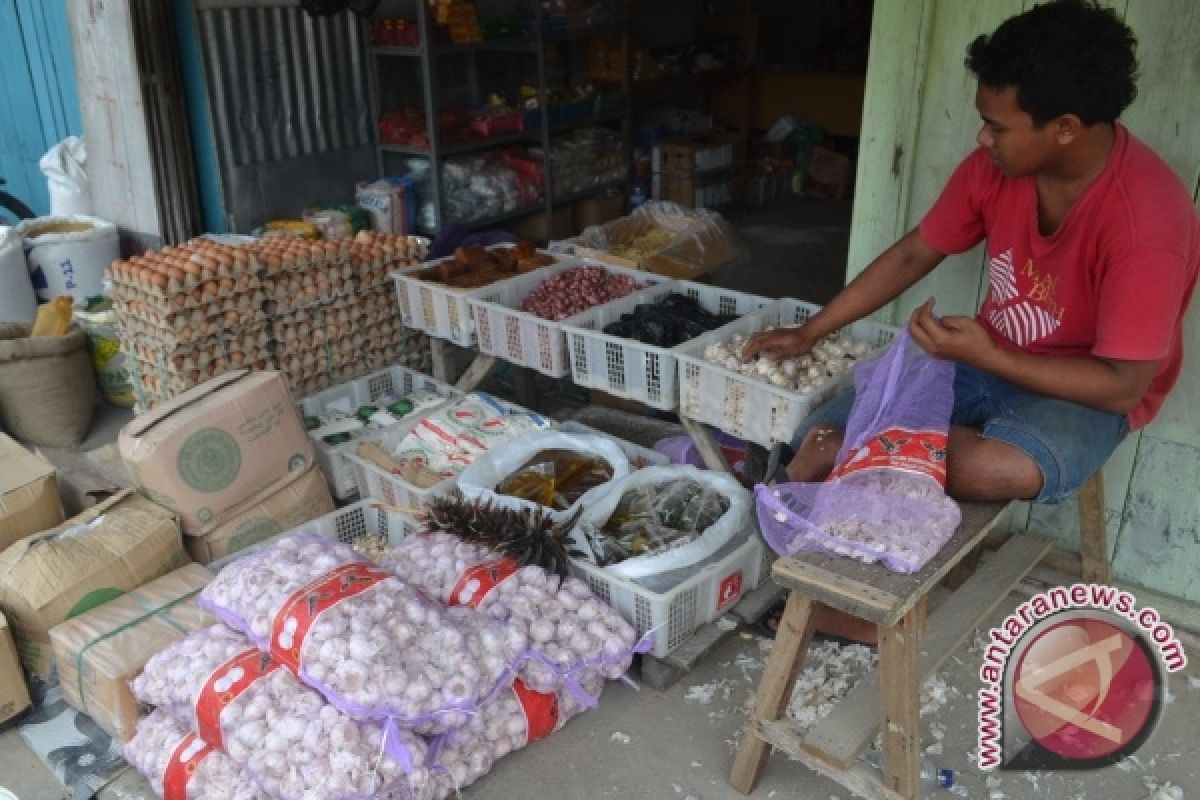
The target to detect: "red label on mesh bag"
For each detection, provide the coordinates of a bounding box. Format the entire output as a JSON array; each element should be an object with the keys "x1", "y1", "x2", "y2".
[
  {"x1": 195, "y1": 648, "x2": 282, "y2": 748},
  {"x1": 717, "y1": 570, "x2": 743, "y2": 611},
  {"x1": 270, "y1": 563, "x2": 390, "y2": 672},
  {"x1": 448, "y1": 558, "x2": 520, "y2": 608},
  {"x1": 829, "y1": 426, "x2": 949, "y2": 486},
  {"x1": 512, "y1": 678, "x2": 559, "y2": 743},
  {"x1": 162, "y1": 731, "x2": 215, "y2": 800}
]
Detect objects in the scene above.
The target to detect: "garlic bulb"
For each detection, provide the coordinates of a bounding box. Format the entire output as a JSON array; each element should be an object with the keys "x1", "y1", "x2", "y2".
[
  {"x1": 131, "y1": 625, "x2": 429, "y2": 800},
  {"x1": 698, "y1": 325, "x2": 874, "y2": 393},
  {"x1": 200, "y1": 533, "x2": 524, "y2": 735},
  {"x1": 386, "y1": 532, "x2": 640, "y2": 694},
  {"x1": 125, "y1": 709, "x2": 267, "y2": 800}
]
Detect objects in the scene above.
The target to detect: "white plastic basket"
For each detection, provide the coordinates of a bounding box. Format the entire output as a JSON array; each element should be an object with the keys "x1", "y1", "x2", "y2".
[
  {"x1": 392, "y1": 245, "x2": 569, "y2": 347},
  {"x1": 295, "y1": 366, "x2": 462, "y2": 500},
  {"x1": 207, "y1": 501, "x2": 426, "y2": 572},
  {"x1": 344, "y1": 394, "x2": 546, "y2": 511},
  {"x1": 468, "y1": 261, "x2": 666, "y2": 378},
  {"x1": 569, "y1": 531, "x2": 764, "y2": 658},
  {"x1": 561, "y1": 281, "x2": 772, "y2": 410},
  {"x1": 676, "y1": 298, "x2": 899, "y2": 448}
]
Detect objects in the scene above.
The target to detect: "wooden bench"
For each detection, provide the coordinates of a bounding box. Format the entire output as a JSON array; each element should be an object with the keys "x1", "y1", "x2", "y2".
[{"x1": 728, "y1": 500, "x2": 1054, "y2": 800}]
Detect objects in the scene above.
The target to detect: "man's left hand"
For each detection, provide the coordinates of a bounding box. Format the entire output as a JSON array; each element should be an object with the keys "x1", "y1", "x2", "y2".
[{"x1": 908, "y1": 298, "x2": 999, "y2": 368}]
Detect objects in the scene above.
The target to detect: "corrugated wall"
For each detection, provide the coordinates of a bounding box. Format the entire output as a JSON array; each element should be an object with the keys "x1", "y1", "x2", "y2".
[
  {"x1": 847, "y1": 1, "x2": 1200, "y2": 605},
  {"x1": 192, "y1": 2, "x2": 376, "y2": 231}
]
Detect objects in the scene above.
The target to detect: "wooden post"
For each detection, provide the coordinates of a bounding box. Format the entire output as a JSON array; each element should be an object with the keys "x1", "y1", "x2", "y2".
[
  {"x1": 878, "y1": 601, "x2": 925, "y2": 799},
  {"x1": 1078, "y1": 471, "x2": 1109, "y2": 584},
  {"x1": 729, "y1": 592, "x2": 819, "y2": 794}
]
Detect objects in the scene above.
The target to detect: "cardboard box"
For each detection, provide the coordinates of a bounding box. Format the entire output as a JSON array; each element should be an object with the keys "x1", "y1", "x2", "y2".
[
  {"x1": 0, "y1": 433, "x2": 64, "y2": 552},
  {"x1": 119, "y1": 370, "x2": 316, "y2": 536},
  {"x1": 575, "y1": 193, "x2": 626, "y2": 230},
  {"x1": 506, "y1": 206, "x2": 576, "y2": 244},
  {"x1": 0, "y1": 611, "x2": 31, "y2": 724},
  {"x1": 0, "y1": 490, "x2": 186, "y2": 679},
  {"x1": 805, "y1": 144, "x2": 853, "y2": 201},
  {"x1": 652, "y1": 132, "x2": 737, "y2": 177},
  {"x1": 652, "y1": 172, "x2": 735, "y2": 210},
  {"x1": 184, "y1": 465, "x2": 334, "y2": 565},
  {"x1": 49, "y1": 563, "x2": 213, "y2": 741}
]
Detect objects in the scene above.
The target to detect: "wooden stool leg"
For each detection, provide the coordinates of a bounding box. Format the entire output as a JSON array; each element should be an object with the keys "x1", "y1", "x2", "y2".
[
  {"x1": 729, "y1": 592, "x2": 819, "y2": 794},
  {"x1": 879, "y1": 600, "x2": 926, "y2": 799},
  {"x1": 1078, "y1": 472, "x2": 1110, "y2": 584}
]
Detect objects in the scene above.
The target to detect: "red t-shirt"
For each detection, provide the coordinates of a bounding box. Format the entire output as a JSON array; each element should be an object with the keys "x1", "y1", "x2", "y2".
[{"x1": 918, "y1": 124, "x2": 1200, "y2": 430}]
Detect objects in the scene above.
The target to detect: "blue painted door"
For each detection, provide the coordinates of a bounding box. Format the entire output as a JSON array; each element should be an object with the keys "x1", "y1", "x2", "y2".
[{"x1": 0, "y1": 0, "x2": 81, "y2": 217}]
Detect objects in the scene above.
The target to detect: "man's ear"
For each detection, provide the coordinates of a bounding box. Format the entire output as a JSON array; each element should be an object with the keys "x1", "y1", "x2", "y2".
[{"x1": 1053, "y1": 114, "x2": 1084, "y2": 144}]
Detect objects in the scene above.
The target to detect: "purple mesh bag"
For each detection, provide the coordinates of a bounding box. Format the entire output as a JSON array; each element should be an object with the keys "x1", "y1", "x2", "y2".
[
  {"x1": 756, "y1": 329, "x2": 962, "y2": 573},
  {"x1": 198, "y1": 533, "x2": 529, "y2": 736}
]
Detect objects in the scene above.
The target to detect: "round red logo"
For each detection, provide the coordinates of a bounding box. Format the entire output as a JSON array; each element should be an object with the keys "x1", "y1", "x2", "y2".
[{"x1": 1012, "y1": 616, "x2": 1159, "y2": 763}]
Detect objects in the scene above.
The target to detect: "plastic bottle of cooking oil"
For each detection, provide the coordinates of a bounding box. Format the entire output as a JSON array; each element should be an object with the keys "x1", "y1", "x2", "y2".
[{"x1": 864, "y1": 746, "x2": 955, "y2": 791}]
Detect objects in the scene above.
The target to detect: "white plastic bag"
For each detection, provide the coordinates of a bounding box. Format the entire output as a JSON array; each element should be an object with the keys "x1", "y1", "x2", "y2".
[
  {"x1": 457, "y1": 431, "x2": 631, "y2": 522},
  {"x1": 40, "y1": 136, "x2": 92, "y2": 216},
  {"x1": 572, "y1": 465, "x2": 749, "y2": 580}
]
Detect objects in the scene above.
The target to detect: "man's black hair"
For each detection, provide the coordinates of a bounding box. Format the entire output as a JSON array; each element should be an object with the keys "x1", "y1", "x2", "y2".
[{"x1": 966, "y1": 0, "x2": 1138, "y2": 127}]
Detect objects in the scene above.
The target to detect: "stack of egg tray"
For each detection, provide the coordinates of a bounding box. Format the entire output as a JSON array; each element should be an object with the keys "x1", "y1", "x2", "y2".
[
  {"x1": 109, "y1": 240, "x2": 273, "y2": 410},
  {"x1": 263, "y1": 232, "x2": 431, "y2": 398}
]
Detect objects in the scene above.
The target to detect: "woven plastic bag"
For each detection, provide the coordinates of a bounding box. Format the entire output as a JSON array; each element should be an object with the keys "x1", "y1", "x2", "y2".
[
  {"x1": 756, "y1": 329, "x2": 961, "y2": 573},
  {"x1": 198, "y1": 533, "x2": 527, "y2": 735}
]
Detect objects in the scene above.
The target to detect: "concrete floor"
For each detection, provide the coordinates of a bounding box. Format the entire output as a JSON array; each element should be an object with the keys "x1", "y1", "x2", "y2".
[{"x1": 5, "y1": 195, "x2": 1200, "y2": 799}]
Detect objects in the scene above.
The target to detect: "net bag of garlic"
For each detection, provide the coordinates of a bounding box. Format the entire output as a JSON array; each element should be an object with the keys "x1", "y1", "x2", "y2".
[
  {"x1": 125, "y1": 709, "x2": 269, "y2": 800},
  {"x1": 420, "y1": 673, "x2": 604, "y2": 800},
  {"x1": 386, "y1": 526, "x2": 643, "y2": 697},
  {"x1": 130, "y1": 625, "x2": 429, "y2": 799},
  {"x1": 755, "y1": 329, "x2": 961, "y2": 573},
  {"x1": 198, "y1": 533, "x2": 528, "y2": 735}
]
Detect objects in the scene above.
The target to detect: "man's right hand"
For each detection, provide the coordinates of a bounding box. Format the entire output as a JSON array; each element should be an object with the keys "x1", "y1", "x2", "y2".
[{"x1": 741, "y1": 327, "x2": 818, "y2": 361}]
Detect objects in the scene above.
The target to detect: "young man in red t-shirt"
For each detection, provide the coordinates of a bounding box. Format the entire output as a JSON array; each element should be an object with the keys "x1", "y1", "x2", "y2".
[{"x1": 746, "y1": 0, "x2": 1199, "y2": 641}]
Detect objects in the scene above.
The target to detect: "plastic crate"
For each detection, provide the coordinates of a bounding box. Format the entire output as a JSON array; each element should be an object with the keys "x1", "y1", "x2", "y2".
[
  {"x1": 392, "y1": 245, "x2": 566, "y2": 347},
  {"x1": 296, "y1": 366, "x2": 462, "y2": 500},
  {"x1": 344, "y1": 394, "x2": 546, "y2": 510},
  {"x1": 676, "y1": 298, "x2": 899, "y2": 448},
  {"x1": 569, "y1": 531, "x2": 765, "y2": 658},
  {"x1": 468, "y1": 261, "x2": 664, "y2": 377},
  {"x1": 206, "y1": 501, "x2": 425, "y2": 572},
  {"x1": 561, "y1": 282, "x2": 773, "y2": 410}
]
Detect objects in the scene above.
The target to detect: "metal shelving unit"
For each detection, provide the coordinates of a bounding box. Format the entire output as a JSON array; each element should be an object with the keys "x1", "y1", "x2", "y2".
[{"x1": 367, "y1": 3, "x2": 633, "y2": 236}]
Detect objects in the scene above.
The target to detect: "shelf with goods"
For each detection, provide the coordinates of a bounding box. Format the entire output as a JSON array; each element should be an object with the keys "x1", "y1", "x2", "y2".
[{"x1": 366, "y1": 1, "x2": 635, "y2": 238}]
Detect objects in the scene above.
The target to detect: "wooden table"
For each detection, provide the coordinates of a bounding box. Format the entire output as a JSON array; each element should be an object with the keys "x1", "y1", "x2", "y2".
[{"x1": 728, "y1": 500, "x2": 1052, "y2": 799}]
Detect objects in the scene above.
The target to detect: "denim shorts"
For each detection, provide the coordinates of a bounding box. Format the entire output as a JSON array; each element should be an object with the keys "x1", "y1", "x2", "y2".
[{"x1": 791, "y1": 362, "x2": 1129, "y2": 504}]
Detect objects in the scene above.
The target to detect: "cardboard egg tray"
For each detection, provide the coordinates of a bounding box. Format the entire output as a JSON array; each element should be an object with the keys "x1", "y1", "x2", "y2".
[
  {"x1": 130, "y1": 345, "x2": 275, "y2": 385},
  {"x1": 108, "y1": 244, "x2": 260, "y2": 295},
  {"x1": 127, "y1": 324, "x2": 272, "y2": 370},
  {"x1": 274, "y1": 330, "x2": 404, "y2": 374},
  {"x1": 272, "y1": 296, "x2": 399, "y2": 343},
  {"x1": 110, "y1": 277, "x2": 265, "y2": 312},
  {"x1": 113, "y1": 290, "x2": 268, "y2": 328},
  {"x1": 253, "y1": 239, "x2": 353, "y2": 275},
  {"x1": 129, "y1": 354, "x2": 276, "y2": 402},
  {"x1": 280, "y1": 345, "x2": 408, "y2": 398}
]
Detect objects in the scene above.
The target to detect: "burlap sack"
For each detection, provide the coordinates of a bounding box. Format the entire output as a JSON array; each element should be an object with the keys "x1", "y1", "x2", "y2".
[{"x1": 0, "y1": 322, "x2": 96, "y2": 447}]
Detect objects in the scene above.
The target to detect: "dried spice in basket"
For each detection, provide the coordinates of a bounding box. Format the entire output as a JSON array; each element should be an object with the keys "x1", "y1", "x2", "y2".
[
  {"x1": 417, "y1": 241, "x2": 554, "y2": 288},
  {"x1": 494, "y1": 449, "x2": 614, "y2": 510},
  {"x1": 602, "y1": 293, "x2": 737, "y2": 348},
  {"x1": 576, "y1": 479, "x2": 730, "y2": 566}
]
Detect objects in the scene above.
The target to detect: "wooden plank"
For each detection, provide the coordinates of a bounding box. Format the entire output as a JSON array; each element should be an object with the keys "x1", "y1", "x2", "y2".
[
  {"x1": 681, "y1": 416, "x2": 733, "y2": 473},
  {"x1": 729, "y1": 592, "x2": 818, "y2": 795},
  {"x1": 799, "y1": 533, "x2": 1051, "y2": 770},
  {"x1": 755, "y1": 718, "x2": 905, "y2": 800},
  {"x1": 771, "y1": 501, "x2": 1010, "y2": 626},
  {"x1": 455, "y1": 354, "x2": 497, "y2": 392},
  {"x1": 879, "y1": 602, "x2": 923, "y2": 799},
  {"x1": 845, "y1": 0, "x2": 934, "y2": 286},
  {"x1": 1077, "y1": 472, "x2": 1109, "y2": 583}
]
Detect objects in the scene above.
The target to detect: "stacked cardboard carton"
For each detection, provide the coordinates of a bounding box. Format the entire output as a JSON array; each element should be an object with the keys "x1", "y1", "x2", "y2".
[{"x1": 118, "y1": 369, "x2": 334, "y2": 563}]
